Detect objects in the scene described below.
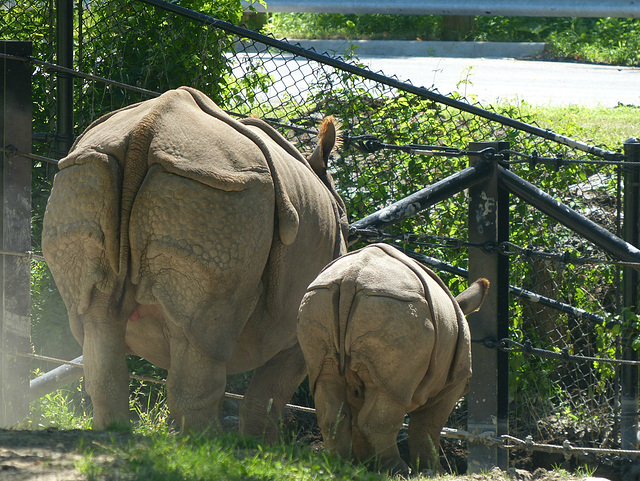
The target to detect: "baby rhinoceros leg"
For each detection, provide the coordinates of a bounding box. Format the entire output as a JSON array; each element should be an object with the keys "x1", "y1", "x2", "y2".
[
  {"x1": 313, "y1": 364, "x2": 353, "y2": 458},
  {"x1": 407, "y1": 276, "x2": 491, "y2": 474},
  {"x1": 407, "y1": 392, "x2": 460, "y2": 474},
  {"x1": 354, "y1": 386, "x2": 409, "y2": 476}
]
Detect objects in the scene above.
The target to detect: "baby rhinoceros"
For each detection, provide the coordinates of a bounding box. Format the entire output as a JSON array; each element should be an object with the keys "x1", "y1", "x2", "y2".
[{"x1": 297, "y1": 243, "x2": 489, "y2": 475}]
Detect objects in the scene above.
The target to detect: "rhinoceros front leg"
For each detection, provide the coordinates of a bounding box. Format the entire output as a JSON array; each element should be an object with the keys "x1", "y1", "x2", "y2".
[
  {"x1": 166, "y1": 337, "x2": 226, "y2": 434},
  {"x1": 239, "y1": 343, "x2": 307, "y2": 442},
  {"x1": 81, "y1": 297, "x2": 130, "y2": 429}
]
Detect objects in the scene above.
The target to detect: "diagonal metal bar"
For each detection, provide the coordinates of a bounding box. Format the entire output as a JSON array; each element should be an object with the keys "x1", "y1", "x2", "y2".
[
  {"x1": 348, "y1": 159, "x2": 493, "y2": 244},
  {"x1": 498, "y1": 165, "x2": 640, "y2": 267}
]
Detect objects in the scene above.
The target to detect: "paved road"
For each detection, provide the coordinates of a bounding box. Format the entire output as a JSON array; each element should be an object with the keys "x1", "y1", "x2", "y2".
[
  {"x1": 279, "y1": 40, "x2": 640, "y2": 107},
  {"x1": 236, "y1": 41, "x2": 639, "y2": 107},
  {"x1": 357, "y1": 56, "x2": 640, "y2": 107}
]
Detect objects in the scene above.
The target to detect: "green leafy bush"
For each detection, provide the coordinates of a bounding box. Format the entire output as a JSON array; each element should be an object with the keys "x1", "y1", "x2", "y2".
[
  {"x1": 546, "y1": 17, "x2": 640, "y2": 65},
  {"x1": 265, "y1": 12, "x2": 441, "y2": 40}
]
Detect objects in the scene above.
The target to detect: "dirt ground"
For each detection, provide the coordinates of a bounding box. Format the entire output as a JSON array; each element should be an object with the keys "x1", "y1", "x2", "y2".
[
  {"x1": 0, "y1": 425, "x2": 635, "y2": 481},
  {"x1": 0, "y1": 428, "x2": 126, "y2": 481}
]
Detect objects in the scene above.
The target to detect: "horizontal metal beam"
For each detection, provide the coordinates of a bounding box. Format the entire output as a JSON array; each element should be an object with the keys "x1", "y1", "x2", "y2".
[
  {"x1": 498, "y1": 166, "x2": 640, "y2": 267},
  {"x1": 243, "y1": 0, "x2": 640, "y2": 17},
  {"x1": 349, "y1": 160, "x2": 493, "y2": 243}
]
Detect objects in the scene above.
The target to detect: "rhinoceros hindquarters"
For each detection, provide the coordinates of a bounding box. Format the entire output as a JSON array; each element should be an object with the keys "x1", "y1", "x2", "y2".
[
  {"x1": 298, "y1": 244, "x2": 475, "y2": 475},
  {"x1": 130, "y1": 166, "x2": 275, "y2": 359},
  {"x1": 128, "y1": 165, "x2": 275, "y2": 433}
]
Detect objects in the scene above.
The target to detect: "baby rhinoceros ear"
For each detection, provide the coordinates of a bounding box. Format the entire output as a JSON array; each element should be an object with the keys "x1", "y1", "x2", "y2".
[
  {"x1": 307, "y1": 115, "x2": 340, "y2": 178},
  {"x1": 455, "y1": 278, "x2": 490, "y2": 315}
]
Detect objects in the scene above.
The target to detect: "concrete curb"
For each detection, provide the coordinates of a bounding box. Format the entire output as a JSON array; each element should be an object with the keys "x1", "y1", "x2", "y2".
[{"x1": 287, "y1": 39, "x2": 546, "y2": 58}]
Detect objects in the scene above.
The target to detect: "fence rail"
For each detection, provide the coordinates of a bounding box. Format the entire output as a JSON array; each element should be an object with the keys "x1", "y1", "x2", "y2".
[{"x1": 240, "y1": 0, "x2": 640, "y2": 17}]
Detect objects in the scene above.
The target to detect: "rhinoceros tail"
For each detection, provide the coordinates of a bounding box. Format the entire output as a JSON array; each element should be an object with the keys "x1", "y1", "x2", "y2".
[
  {"x1": 308, "y1": 116, "x2": 339, "y2": 180},
  {"x1": 118, "y1": 103, "x2": 161, "y2": 275},
  {"x1": 309, "y1": 116, "x2": 349, "y2": 255},
  {"x1": 456, "y1": 278, "x2": 490, "y2": 315}
]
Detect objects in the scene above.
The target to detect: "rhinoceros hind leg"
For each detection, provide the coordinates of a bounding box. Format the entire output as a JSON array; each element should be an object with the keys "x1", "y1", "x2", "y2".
[
  {"x1": 165, "y1": 337, "x2": 226, "y2": 435},
  {"x1": 239, "y1": 343, "x2": 307, "y2": 442},
  {"x1": 406, "y1": 406, "x2": 441, "y2": 474},
  {"x1": 355, "y1": 388, "x2": 408, "y2": 475},
  {"x1": 82, "y1": 304, "x2": 130, "y2": 430},
  {"x1": 314, "y1": 366, "x2": 353, "y2": 458},
  {"x1": 407, "y1": 386, "x2": 466, "y2": 474}
]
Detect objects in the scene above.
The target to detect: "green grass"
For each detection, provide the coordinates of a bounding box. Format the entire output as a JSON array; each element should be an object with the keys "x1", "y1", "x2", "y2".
[
  {"x1": 504, "y1": 103, "x2": 640, "y2": 147},
  {"x1": 23, "y1": 384, "x2": 389, "y2": 480},
  {"x1": 79, "y1": 432, "x2": 388, "y2": 481},
  {"x1": 20, "y1": 384, "x2": 92, "y2": 430},
  {"x1": 263, "y1": 13, "x2": 640, "y2": 66},
  {"x1": 21, "y1": 372, "x2": 606, "y2": 481}
]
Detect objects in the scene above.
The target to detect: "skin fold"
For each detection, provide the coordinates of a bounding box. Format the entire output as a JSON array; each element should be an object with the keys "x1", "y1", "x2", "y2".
[
  {"x1": 297, "y1": 243, "x2": 489, "y2": 475},
  {"x1": 42, "y1": 86, "x2": 348, "y2": 439}
]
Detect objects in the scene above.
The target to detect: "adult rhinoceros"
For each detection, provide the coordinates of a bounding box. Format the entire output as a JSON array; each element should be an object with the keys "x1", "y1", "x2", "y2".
[
  {"x1": 42, "y1": 86, "x2": 348, "y2": 439},
  {"x1": 297, "y1": 243, "x2": 489, "y2": 474}
]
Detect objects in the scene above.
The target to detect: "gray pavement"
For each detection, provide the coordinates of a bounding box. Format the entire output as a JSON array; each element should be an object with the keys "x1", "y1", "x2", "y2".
[{"x1": 290, "y1": 39, "x2": 640, "y2": 107}]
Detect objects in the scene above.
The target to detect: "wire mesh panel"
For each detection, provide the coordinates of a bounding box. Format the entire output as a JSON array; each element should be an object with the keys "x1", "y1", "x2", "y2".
[
  {"x1": 2, "y1": 0, "x2": 639, "y2": 469},
  {"x1": 504, "y1": 160, "x2": 625, "y2": 452}
]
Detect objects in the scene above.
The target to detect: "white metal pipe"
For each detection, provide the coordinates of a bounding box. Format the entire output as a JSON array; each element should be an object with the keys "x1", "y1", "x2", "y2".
[
  {"x1": 243, "y1": 0, "x2": 640, "y2": 17},
  {"x1": 29, "y1": 356, "x2": 84, "y2": 402}
]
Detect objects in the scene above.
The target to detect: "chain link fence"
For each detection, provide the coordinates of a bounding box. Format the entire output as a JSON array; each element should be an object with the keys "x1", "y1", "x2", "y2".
[{"x1": 2, "y1": 0, "x2": 639, "y2": 470}]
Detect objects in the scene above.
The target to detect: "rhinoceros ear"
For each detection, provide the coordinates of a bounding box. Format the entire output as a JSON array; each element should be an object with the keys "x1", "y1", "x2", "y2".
[
  {"x1": 308, "y1": 116, "x2": 339, "y2": 178},
  {"x1": 456, "y1": 278, "x2": 490, "y2": 315}
]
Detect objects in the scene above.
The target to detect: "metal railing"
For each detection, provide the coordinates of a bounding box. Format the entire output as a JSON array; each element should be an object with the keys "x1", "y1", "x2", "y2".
[{"x1": 241, "y1": 0, "x2": 640, "y2": 17}]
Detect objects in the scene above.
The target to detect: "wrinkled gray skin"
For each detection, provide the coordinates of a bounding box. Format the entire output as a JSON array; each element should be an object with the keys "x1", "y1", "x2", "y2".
[
  {"x1": 297, "y1": 243, "x2": 489, "y2": 475},
  {"x1": 42, "y1": 87, "x2": 348, "y2": 439}
]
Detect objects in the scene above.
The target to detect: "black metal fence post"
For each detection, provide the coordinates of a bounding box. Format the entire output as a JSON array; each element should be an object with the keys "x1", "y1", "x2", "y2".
[
  {"x1": 622, "y1": 137, "x2": 640, "y2": 451},
  {"x1": 56, "y1": 0, "x2": 74, "y2": 157},
  {"x1": 466, "y1": 141, "x2": 510, "y2": 472},
  {"x1": 0, "y1": 41, "x2": 32, "y2": 427}
]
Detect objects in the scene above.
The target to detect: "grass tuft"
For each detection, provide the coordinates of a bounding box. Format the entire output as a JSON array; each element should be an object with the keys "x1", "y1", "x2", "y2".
[{"x1": 76, "y1": 431, "x2": 389, "y2": 481}]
